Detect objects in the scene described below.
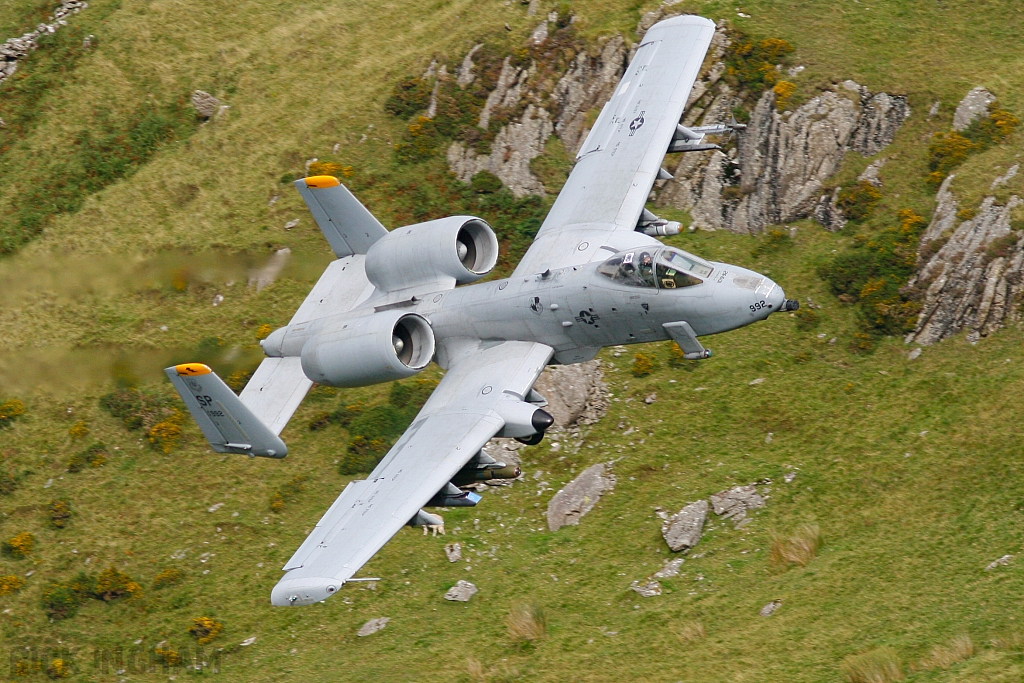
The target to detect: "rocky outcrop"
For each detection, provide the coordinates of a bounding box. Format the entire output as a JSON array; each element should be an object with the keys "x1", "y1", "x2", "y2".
[
  {"x1": 444, "y1": 28, "x2": 626, "y2": 196},
  {"x1": 0, "y1": 0, "x2": 88, "y2": 87},
  {"x1": 661, "y1": 500, "x2": 708, "y2": 552},
  {"x1": 531, "y1": 359, "x2": 606, "y2": 429},
  {"x1": 549, "y1": 35, "x2": 626, "y2": 155},
  {"x1": 905, "y1": 175, "x2": 1023, "y2": 346},
  {"x1": 546, "y1": 462, "x2": 614, "y2": 531},
  {"x1": 953, "y1": 87, "x2": 996, "y2": 131},
  {"x1": 658, "y1": 82, "x2": 909, "y2": 233},
  {"x1": 447, "y1": 105, "x2": 552, "y2": 197}
]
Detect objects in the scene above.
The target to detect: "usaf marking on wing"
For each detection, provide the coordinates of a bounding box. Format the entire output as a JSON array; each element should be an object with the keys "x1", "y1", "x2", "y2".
[{"x1": 164, "y1": 16, "x2": 796, "y2": 607}]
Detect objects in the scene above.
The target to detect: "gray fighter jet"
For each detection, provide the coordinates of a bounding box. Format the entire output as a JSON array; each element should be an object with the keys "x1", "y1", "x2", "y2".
[{"x1": 165, "y1": 15, "x2": 797, "y2": 606}]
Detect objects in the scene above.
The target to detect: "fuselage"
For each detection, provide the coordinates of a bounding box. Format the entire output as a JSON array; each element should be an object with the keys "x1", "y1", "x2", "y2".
[{"x1": 264, "y1": 246, "x2": 789, "y2": 370}]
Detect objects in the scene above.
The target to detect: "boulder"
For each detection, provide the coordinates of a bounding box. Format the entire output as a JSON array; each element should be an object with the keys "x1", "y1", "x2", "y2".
[
  {"x1": 661, "y1": 500, "x2": 708, "y2": 552},
  {"x1": 443, "y1": 580, "x2": 478, "y2": 602},
  {"x1": 759, "y1": 600, "x2": 781, "y2": 617},
  {"x1": 630, "y1": 581, "x2": 661, "y2": 597},
  {"x1": 532, "y1": 360, "x2": 605, "y2": 428},
  {"x1": 547, "y1": 463, "x2": 614, "y2": 531},
  {"x1": 190, "y1": 90, "x2": 220, "y2": 119},
  {"x1": 985, "y1": 555, "x2": 1012, "y2": 570},
  {"x1": 709, "y1": 485, "x2": 765, "y2": 522},
  {"x1": 953, "y1": 87, "x2": 996, "y2": 132},
  {"x1": 444, "y1": 542, "x2": 462, "y2": 563},
  {"x1": 357, "y1": 617, "x2": 389, "y2": 636}
]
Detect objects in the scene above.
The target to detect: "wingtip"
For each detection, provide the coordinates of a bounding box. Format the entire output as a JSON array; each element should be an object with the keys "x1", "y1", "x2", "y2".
[
  {"x1": 271, "y1": 576, "x2": 343, "y2": 606},
  {"x1": 172, "y1": 363, "x2": 212, "y2": 376},
  {"x1": 299, "y1": 175, "x2": 341, "y2": 189}
]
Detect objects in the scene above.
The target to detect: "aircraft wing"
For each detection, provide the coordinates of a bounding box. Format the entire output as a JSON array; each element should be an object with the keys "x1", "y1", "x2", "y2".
[
  {"x1": 512, "y1": 15, "x2": 715, "y2": 276},
  {"x1": 270, "y1": 340, "x2": 553, "y2": 606}
]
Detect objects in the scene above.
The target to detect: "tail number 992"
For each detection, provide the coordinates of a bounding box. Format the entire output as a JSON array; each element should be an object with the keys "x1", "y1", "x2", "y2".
[{"x1": 750, "y1": 300, "x2": 767, "y2": 312}]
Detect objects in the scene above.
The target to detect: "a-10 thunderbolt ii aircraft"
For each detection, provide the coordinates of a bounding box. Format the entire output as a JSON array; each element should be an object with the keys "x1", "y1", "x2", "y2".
[{"x1": 165, "y1": 15, "x2": 797, "y2": 607}]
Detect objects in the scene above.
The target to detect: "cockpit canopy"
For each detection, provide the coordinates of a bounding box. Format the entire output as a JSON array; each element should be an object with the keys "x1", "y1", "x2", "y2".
[{"x1": 597, "y1": 247, "x2": 713, "y2": 289}]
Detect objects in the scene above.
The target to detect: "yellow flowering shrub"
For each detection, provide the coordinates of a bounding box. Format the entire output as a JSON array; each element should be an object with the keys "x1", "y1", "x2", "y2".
[
  {"x1": 0, "y1": 574, "x2": 25, "y2": 596},
  {"x1": 189, "y1": 616, "x2": 223, "y2": 645},
  {"x1": 631, "y1": 353, "x2": 655, "y2": 377},
  {"x1": 94, "y1": 566, "x2": 142, "y2": 601},
  {"x1": 68, "y1": 421, "x2": 89, "y2": 439},
  {"x1": 2, "y1": 532, "x2": 35, "y2": 558},
  {"x1": 152, "y1": 567, "x2": 183, "y2": 589},
  {"x1": 772, "y1": 80, "x2": 796, "y2": 110},
  {"x1": 0, "y1": 398, "x2": 25, "y2": 427}
]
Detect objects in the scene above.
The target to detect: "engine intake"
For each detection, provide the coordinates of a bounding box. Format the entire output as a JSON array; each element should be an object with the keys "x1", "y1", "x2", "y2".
[
  {"x1": 300, "y1": 311, "x2": 435, "y2": 387},
  {"x1": 364, "y1": 216, "x2": 498, "y2": 293}
]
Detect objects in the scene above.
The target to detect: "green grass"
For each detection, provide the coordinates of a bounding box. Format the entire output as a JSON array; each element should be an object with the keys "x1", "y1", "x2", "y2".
[{"x1": 1, "y1": 0, "x2": 1024, "y2": 680}]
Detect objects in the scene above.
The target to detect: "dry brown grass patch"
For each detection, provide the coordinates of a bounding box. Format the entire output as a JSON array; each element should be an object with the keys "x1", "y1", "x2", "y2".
[
  {"x1": 769, "y1": 524, "x2": 820, "y2": 568},
  {"x1": 918, "y1": 634, "x2": 974, "y2": 670},
  {"x1": 841, "y1": 646, "x2": 904, "y2": 683},
  {"x1": 506, "y1": 604, "x2": 546, "y2": 645},
  {"x1": 677, "y1": 620, "x2": 706, "y2": 643}
]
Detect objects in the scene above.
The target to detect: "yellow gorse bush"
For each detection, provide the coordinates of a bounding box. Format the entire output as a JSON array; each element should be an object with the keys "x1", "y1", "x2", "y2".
[
  {"x1": 0, "y1": 574, "x2": 25, "y2": 595},
  {"x1": 189, "y1": 616, "x2": 223, "y2": 645},
  {"x1": 3, "y1": 532, "x2": 35, "y2": 558}
]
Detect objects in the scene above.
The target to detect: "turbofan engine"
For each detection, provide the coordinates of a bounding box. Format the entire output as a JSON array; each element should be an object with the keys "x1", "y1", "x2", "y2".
[
  {"x1": 300, "y1": 311, "x2": 435, "y2": 387},
  {"x1": 364, "y1": 216, "x2": 498, "y2": 293}
]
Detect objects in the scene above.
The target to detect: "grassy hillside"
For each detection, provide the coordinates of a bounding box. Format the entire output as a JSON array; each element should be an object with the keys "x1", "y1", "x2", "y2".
[{"x1": 1, "y1": 0, "x2": 1023, "y2": 681}]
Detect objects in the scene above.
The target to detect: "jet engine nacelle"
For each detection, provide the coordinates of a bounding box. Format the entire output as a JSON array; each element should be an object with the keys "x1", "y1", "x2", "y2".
[
  {"x1": 300, "y1": 311, "x2": 435, "y2": 387},
  {"x1": 364, "y1": 216, "x2": 498, "y2": 293}
]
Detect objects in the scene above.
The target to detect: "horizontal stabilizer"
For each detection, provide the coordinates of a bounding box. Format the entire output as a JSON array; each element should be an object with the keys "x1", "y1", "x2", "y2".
[
  {"x1": 294, "y1": 176, "x2": 388, "y2": 258},
  {"x1": 239, "y1": 358, "x2": 313, "y2": 436},
  {"x1": 165, "y1": 363, "x2": 288, "y2": 458}
]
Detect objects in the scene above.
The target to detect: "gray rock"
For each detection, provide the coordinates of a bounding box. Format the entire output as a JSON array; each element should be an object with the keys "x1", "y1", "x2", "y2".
[
  {"x1": 783, "y1": 472, "x2": 797, "y2": 483},
  {"x1": 991, "y1": 164, "x2": 1018, "y2": 190},
  {"x1": 444, "y1": 542, "x2": 462, "y2": 563},
  {"x1": 813, "y1": 187, "x2": 847, "y2": 232},
  {"x1": 985, "y1": 554, "x2": 1012, "y2": 570},
  {"x1": 547, "y1": 463, "x2": 614, "y2": 531},
  {"x1": 530, "y1": 20, "x2": 548, "y2": 45},
  {"x1": 928, "y1": 101, "x2": 940, "y2": 118},
  {"x1": 907, "y1": 347, "x2": 922, "y2": 361},
  {"x1": 710, "y1": 485, "x2": 765, "y2": 522},
  {"x1": 532, "y1": 360, "x2": 606, "y2": 428},
  {"x1": 651, "y1": 557, "x2": 685, "y2": 579},
  {"x1": 906, "y1": 175, "x2": 1023, "y2": 346},
  {"x1": 550, "y1": 35, "x2": 627, "y2": 155},
  {"x1": 191, "y1": 90, "x2": 220, "y2": 119},
  {"x1": 455, "y1": 44, "x2": 483, "y2": 87},
  {"x1": 857, "y1": 158, "x2": 887, "y2": 187},
  {"x1": 357, "y1": 617, "x2": 389, "y2": 636},
  {"x1": 630, "y1": 580, "x2": 661, "y2": 597},
  {"x1": 953, "y1": 87, "x2": 995, "y2": 132},
  {"x1": 661, "y1": 500, "x2": 708, "y2": 552},
  {"x1": 759, "y1": 600, "x2": 781, "y2": 617},
  {"x1": 444, "y1": 580, "x2": 478, "y2": 601},
  {"x1": 0, "y1": 1, "x2": 88, "y2": 88},
  {"x1": 659, "y1": 83, "x2": 908, "y2": 234},
  {"x1": 447, "y1": 104, "x2": 552, "y2": 197}
]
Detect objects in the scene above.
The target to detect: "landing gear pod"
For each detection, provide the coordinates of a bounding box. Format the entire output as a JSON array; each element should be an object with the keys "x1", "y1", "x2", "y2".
[{"x1": 301, "y1": 312, "x2": 435, "y2": 387}]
